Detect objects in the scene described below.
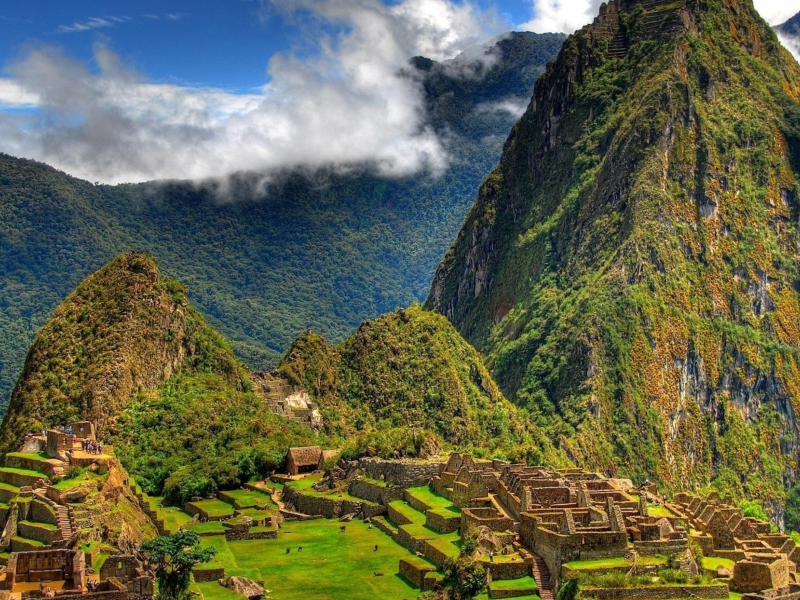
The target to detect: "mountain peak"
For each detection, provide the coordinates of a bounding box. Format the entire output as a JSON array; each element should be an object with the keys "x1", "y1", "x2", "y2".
[{"x1": 427, "y1": 0, "x2": 800, "y2": 517}]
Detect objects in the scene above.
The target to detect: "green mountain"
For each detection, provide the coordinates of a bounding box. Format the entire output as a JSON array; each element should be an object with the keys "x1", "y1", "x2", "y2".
[
  {"x1": 277, "y1": 305, "x2": 562, "y2": 463},
  {"x1": 427, "y1": 0, "x2": 800, "y2": 520},
  {"x1": 0, "y1": 32, "x2": 564, "y2": 414},
  {"x1": 0, "y1": 253, "x2": 560, "y2": 504},
  {"x1": 0, "y1": 253, "x2": 318, "y2": 503}
]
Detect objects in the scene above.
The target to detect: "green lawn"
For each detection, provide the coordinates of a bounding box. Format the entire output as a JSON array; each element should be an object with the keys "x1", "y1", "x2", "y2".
[
  {"x1": 188, "y1": 522, "x2": 228, "y2": 535},
  {"x1": 702, "y1": 557, "x2": 735, "y2": 571},
  {"x1": 388, "y1": 501, "x2": 426, "y2": 525},
  {"x1": 286, "y1": 475, "x2": 374, "y2": 504},
  {"x1": 404, "y1": 487, "x2": 455, "y2": 512},
  {"x1": 189, "y1": 499, "x2": 236, "y2": 519},
  {"x1": 647, "y1": 504, "x2": 676, "y2": 518},
  {"x1": 219, "y1": 489, "x2": 274, "y2": 509},
  {"x1": 563, "y1": 555, "x2": 667, "y2": 571},
  {"x1": 194, "y1": 519, "x2": 421, "y2": 600},
  {"x1": 6, "y1": 452, "x2": 49, "y2": 461},
  {"x1": 488, "y1": 576, "x2": 538, "y2": 592}
]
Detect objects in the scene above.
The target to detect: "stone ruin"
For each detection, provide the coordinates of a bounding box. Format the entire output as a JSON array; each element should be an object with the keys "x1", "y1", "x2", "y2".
[
  {"x1": 251, "y1": 373, "x2": 323, "y2": 431},
  {"x1": 6, "y1": 549, "x2": 85, "y2": 591},
  {"x1": 99, "y1": 554, "x2": 153, "y2": 596}
]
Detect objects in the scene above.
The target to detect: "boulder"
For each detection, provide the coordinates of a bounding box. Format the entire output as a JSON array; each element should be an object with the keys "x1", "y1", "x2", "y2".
[{"x1": 222, "y1": 576, "x2": 264, "y2": 600}]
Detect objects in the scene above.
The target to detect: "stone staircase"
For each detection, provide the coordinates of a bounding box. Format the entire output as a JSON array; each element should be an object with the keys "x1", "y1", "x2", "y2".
[
  {"x1": 601, "y1": 0, "x2": 688, "y2": 59},
  {"x1": 531, "y1": 555, "x2": 554, "y2": 600},
  {"x1": 30, "y1": 488, "x2": 76, "y2": 547}
]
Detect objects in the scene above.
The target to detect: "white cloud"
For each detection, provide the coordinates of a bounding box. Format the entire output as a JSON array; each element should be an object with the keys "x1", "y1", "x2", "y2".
[
  {"x1": 0, "y1": 0, "x2": 503, "y2": 185},
  {"x1": 754, "y1": 0, "x2": 800, "y2": 27},
  {"x1": 519, "y1": 0, "x2": 800, "y2": 35},
  {"x1": 779, "y1": 32, "x2": 800, "y2": 61},
  {"x1": 58, "y1": 16, "x2": 131, "y2": 34},
  {"x1": 519, "y1": 0, "x2": 602, "y2": 35},
  {"x1": 0, "y1": 79, "x2": 40, "y2": 107}
]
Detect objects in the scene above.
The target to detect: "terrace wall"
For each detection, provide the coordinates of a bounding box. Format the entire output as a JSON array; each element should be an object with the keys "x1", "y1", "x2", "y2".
[
  {"x1": 356, "y1": 458, "x2": 445, "y2": 488},
  {"x1": 582, "y1": 585, "x2": 729, "y2": 599},
  {"x1": 348, "y1": 480, "x2": 404, "y2": 506}
]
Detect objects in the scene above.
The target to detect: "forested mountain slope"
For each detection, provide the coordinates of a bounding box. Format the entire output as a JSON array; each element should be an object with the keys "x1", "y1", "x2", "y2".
[
  {"x1": 427, "y1": 0, "x2": 800, "y2": 521},
  {"x1": 0, "y1": 32, "x2": 565, "y2": 412}
]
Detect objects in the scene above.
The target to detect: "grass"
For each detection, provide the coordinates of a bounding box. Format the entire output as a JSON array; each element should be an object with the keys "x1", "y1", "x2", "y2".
[
  {"x1": 647, "y1": 504, "x2": 676, "y2": 518},
  {"x1": 388, "y1": 501, "x2": 426, "y2": 525},
  {"x1": 0, "y1": 466, "x2": 49, "y2": 477},
  {"x1": 404, "y1": 486, "x2": 455, "y2": 512},
  {"x1": 19, "y1": 520, "x2": 58, "y2": 531},
  {"x1": 189, "y1": 499, "x2": 236, "y2": 519},
  {"x1": 92, "y1": 552, "x2": 109, "y2": 572},
  {"x1": 702, "y1": 557, "x2": 735, "y2": 571},
  {"x1": 6, "y1": 452, "x2": 49, "y2": 461},
  {"x1": 425, "y1": 537, "x2": 460, "y2": 560},
  {"x1": 236, "y1": 508, "x2": 273, "y2": 522},
  {"x1": 188, "y1": 522, "x2": 228, "y2": 535},
  {"x1": 488, "y1": 576, "x2": 539, "y2": 592},
  {"x1": 287, "y1": 475, "x2": 375, "y2": 504},
  {"x1": 563, "y1": 555, "x2": 667, "y2": 571},
  {"x1": 52, "y1": 469, "x2": 107, "y2": 491},
  {"x1": 193, "y1": 519, "x2": 420, "y2": 600},
  {"x1": 219, "y1": 489, "x2": 274, "y2": 509}
]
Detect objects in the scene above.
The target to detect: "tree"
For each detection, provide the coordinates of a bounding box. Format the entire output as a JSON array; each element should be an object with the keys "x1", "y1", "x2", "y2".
[
  {"x1": 786, "y1": 485, "x2": 800, "y2": 533},
  {"x1": 140, "y1": 531, "x2": 216, "y2": 600}
]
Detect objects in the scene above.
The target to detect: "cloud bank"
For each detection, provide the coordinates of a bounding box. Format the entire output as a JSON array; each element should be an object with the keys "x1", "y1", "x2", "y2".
[
  {"x1": 519, "y1": 0, "x2": 798, "y2": 34},
  {"x1": 0, "y1": 0, "x2": 503, "y2": 184}
]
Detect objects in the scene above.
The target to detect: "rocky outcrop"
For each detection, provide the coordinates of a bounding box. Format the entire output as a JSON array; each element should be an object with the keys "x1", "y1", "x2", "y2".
[{"x1": 221, "y1": 576, "x2": 264, "y2": 600}]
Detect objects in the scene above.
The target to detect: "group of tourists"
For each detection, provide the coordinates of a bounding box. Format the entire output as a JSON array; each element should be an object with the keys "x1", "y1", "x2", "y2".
[{"x1": 81, "y1": 438, "x2": 102, "y2": 454}]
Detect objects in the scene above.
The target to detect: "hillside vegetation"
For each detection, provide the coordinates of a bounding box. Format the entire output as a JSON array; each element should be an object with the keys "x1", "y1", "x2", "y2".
[
  {"x1": 0, "y1": 32, "x2": 565, "y2": 413},
  {"x1": 428, "y1": 0, "x2": 800, "y2": 521},
  {"x1": 279, "y1": 306, "x2": 565, "y2": 464}
]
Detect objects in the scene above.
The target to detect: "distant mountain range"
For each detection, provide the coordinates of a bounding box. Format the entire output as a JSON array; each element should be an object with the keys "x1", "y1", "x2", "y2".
[{"x1": 0, "y1": 32, "x2": 565, "y2": 411}]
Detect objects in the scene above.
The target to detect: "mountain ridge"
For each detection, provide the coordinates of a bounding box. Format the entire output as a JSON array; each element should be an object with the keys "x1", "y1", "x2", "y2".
[
  {"x1": 427, "y1": 0, "x2": 800, "y2": 521},
  {"x1": 0, "y1": 31, "x2": 565, "y2": 413}
]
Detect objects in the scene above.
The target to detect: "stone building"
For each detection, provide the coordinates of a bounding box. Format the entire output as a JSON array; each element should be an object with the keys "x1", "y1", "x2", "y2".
[
  {"x1": 6, "y1": 549, "x2": 85, "y2": 591},
  {"x1": 286, "y1": 446, "x2": 322, "y2": 476}
]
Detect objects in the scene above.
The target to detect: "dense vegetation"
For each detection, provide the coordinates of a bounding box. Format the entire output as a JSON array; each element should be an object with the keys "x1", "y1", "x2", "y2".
[
  {"x1": 278, "y1": 305, "x2": 566, "y2": 464},
  {"x1": 0, "y1": 32, "x2": 564, "y2": 414},
  {"x1": 427, "y1": 0, "x2": 800, "y2": 521}
]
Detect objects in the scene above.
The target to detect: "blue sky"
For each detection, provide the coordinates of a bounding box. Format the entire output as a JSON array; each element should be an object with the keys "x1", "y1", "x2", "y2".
[
  {"x1": 0, "y1": 0, "x2": 797, "y2": 184},
  {"x1": 0, "y1": 0, "x2": 533, "y2": 91}
]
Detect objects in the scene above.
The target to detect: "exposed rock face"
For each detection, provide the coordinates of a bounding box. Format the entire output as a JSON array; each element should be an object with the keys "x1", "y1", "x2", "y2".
[
  {"x1": 222, "y1": 576, "x2": 265, "y2": 600},
  {"x1": 427, "y1": 0, "x2": 800, "y2": 514}
]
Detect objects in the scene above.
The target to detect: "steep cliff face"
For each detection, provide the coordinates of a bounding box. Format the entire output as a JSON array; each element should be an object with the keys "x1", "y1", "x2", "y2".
[
  {"x1": 0, "y1": 252, "x2": 242, "y2": 454},
  {"x1": 428, "y1": 0, "x2": 800, "y2": 516}
]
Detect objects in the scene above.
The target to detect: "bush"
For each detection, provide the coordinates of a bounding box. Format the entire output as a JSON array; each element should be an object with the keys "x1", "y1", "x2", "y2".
[
  {"x1": 64, "y1": 465, "x2": 82, "y2": 479},
  {"x1": 660, "y1": 568, "x2": 688, "y2": 584}
]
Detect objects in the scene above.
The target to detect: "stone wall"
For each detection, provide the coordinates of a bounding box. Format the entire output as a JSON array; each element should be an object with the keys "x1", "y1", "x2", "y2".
[
  {"x1": 387, "y1": 504, "x2": 413, "y2": 526},
  {"x1": 192, "y1": 566, "x2": 225, "y2": 583},
  {"x1": 356, "y1": 458, "x2": 445, "y2": 488},
  {"x1": 28, "y1": 499, "x2": 58, "y2": 527},
  {"x1": 633, "y1": 539, "x2": 689, "y2": 556},
  {"x1": 461, "y1": 507, "x2": 513, "y2": 535},
  {"x1": 399, "y1": 558, "x2": 436, "y2": 588},
  {"x1": 17, "y1": 521, "x2": 59, "y2": 545},
  {"x1": 348, "y1": 479, "x2": 404, "y2": 506},
  {"x1": 732, "y1": 557, "x2": 790, "y2": 594},
  {"x1": 583, "y1": 585, "x2": 729, "y2": 599},
  {"x1": 282, "y1": 487, "x2": 385, "y2": 520},
  {"x1": 425, "y1": 510, "x2": 460, "y2": 534},
  {"x1": 479, "y1": 558, "x2": 530, "y2": 580},
  {"x1": 396, "y1": 525, "x2": 432, "y2": 554}
]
